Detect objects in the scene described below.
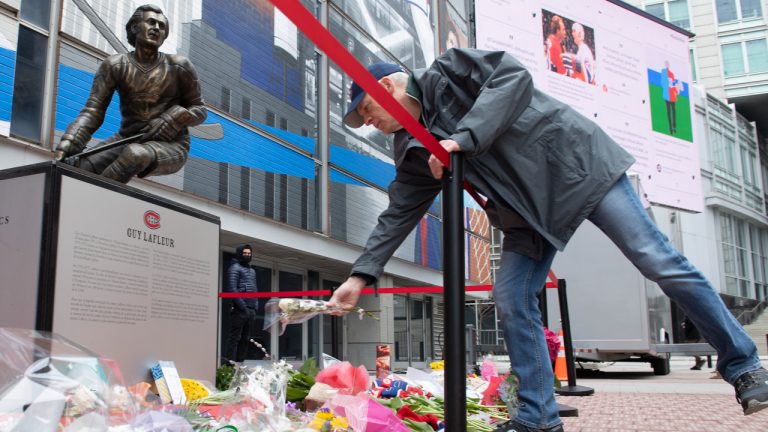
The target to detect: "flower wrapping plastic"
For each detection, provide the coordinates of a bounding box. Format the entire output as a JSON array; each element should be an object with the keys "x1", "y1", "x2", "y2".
[
  {"x1": 264, "y1": 299, "x2": 377, "y2": 335},
  {"x1": 314, "y1": 362, "x2": 370, "y2": 395}
]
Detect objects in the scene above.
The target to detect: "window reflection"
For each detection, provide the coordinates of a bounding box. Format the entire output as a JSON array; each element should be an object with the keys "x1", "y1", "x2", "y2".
[
  {"x1": 10, "y1": 27, "x2": 47, "y2": 143},
  {"x1": 278, "y1": 270, "x2": 304, "y2": 360},
  {"x1": 393, "y1": 294, "x2": 433, "y2": 363}
]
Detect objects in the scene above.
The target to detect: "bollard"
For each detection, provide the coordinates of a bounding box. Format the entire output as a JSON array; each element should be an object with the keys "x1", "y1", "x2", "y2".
[
  {"x1": 443, "y1": 152, "x2": 466, "y2": 431},
  {"x1": 555, "y1": 279, "x2": 595, "y2": 396}
]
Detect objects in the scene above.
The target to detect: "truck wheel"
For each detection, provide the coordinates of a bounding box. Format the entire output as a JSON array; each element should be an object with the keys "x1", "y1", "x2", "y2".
[{"x1": 651, "y1": 357, "x2": 670, "y2": 375}]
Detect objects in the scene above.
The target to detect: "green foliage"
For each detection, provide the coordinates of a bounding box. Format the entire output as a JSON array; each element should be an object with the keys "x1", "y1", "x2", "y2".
[
  {"x1": 299, "y1": 357, "x2": 320, "y2": 378},
  {"x1": 215, "y1": 365, "x2": 235, "y2": 391},
  {"x1": 401, "y1": 418, "x2": 436, "y2": 432},
  {"x1": 286, "y1": 357, "x2": 318, "y2": 403}
]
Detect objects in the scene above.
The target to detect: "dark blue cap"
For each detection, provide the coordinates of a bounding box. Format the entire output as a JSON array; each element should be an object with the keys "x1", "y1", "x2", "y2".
[{"x1": 343, "y1": 63, "x2": 405, "y2": 128}]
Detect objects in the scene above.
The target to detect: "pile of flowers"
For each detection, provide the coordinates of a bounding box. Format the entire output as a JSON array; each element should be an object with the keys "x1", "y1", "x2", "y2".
[{"x1": 0, "y1": 328, "x2": 516, "y2": 431}]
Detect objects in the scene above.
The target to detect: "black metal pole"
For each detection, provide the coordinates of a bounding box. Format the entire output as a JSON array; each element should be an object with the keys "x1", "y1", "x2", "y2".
[
  {"x1": 555, "y1": 278, "x2": 594, "y2": 396},
  {"x1": 443, "y1": 152, "x2": 466, "y2": 431}
]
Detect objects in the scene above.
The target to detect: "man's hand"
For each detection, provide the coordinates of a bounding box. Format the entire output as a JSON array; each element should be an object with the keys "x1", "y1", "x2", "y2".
[
  {"x1": 428, "y1": 139, "x2": 461, "y2": 179},
  {"x1": 55, "y1": 139, "x2": 76, "y2": 161},
  {"x1": 141, "y1": 116, "x2": 181, "y2": 142},
  {"x1": 326, "y1": 276, "x2": 367, "y2": 316}
]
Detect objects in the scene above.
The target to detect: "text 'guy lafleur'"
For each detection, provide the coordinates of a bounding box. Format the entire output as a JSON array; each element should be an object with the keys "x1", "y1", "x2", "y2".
[{"x1": 126, "y1": 228, "x2": 175, "y2": 248}]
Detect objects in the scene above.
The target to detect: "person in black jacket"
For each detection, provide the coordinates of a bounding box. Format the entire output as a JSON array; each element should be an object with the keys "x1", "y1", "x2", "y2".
[
  {"x1": 327, "y1": 49, "x2": 768, "y2": 431},
  {"x1": 224, "y1": 244, "x2": 258, "y2": 363}
]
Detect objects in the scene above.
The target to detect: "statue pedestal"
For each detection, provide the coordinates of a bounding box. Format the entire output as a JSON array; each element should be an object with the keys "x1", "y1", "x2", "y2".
[{"x1": 0, "y1": 162, "x2": 221, "y2": 384}]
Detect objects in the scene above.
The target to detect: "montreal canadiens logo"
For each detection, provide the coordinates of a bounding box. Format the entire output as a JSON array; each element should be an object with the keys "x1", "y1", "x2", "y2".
[{"x1": 143, "y1": 210, "x2": 161, "y2": 230}]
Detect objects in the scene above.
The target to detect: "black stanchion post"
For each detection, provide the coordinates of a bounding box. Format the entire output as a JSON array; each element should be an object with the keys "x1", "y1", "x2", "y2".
[
  {"x1": 539, "y1": 287, "x2": 548, "y2": 327},
  {"x1": 443, "y1": 152, "x2": 466, "y2": 432},
  {"x1": 555, "y1": 278, "x2": 594, "y2": 396}
]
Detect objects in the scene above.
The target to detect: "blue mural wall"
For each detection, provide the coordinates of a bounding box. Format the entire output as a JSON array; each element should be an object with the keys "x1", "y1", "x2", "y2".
[
  {"x1": 202, "y1": 0, "x2": 303, "y2": 111},
  {"x1": 0, "y1": 47, "x2": 17, "y2": 125}
]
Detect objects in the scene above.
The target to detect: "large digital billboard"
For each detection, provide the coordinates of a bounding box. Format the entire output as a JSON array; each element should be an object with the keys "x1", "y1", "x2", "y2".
[{"x1": 476, "y1": 0, "x2": 701, "y2": 212}]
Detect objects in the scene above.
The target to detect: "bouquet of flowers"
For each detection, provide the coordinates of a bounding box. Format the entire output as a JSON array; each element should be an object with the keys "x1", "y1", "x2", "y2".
[
  {"x1": 306, "y1": 407, "x2": 353, "y2": 431},
  {"x1": 264, "y1": 299, "x2": 378, "y2": 335}
]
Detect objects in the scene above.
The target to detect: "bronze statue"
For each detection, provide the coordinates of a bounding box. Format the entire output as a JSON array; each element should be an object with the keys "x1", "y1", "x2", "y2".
[{"x1": 55, "y1": 4, "x2": 207, "y2": 183}]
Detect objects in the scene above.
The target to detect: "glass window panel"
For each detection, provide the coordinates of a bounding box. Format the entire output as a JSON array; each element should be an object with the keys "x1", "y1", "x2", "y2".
[
  {"x1": 762, "y1": 231, "x2": 768, "y2": 286},
  {"x1": 740, "y1": 148, "x2": 752, "y2": 185},
  {"x1": 690, "y1": 49, "x2": 697, "y2": 82},
  {"x1": 738, "y1": 248, "x2": 749, "y2": 276},
  {"x1": 668, "y1": 0, "x2": 690, "y2": 29},
  {"x1": 221, "y1": 87, "x2": 231, "y2": 113},
  {"x1": 716, "y1": 0, "x2": 738, "y2": 23},
  {"x1": 410, "y1": 299, "x2": 425, "y2": 361},
  {"x1": 253, "y1": 266, "x2": 272, "y2": 357},
  {"x1": 746, "y1": 39, "x2": 768, "y2": 73},
  {"x1": 321, "y1": 279, "x2": 343, "y2": 359},
  {"x1": 724, "y1": 133, "x2": 738, "y2": 172},
  {"x1": 645, "y1": 3, "x2": 665, "y2": 19},
  {"x1": 465, "y1": 305, "x2": 477, "y2": 327},
  {"x1": 740, "y1": 279, "x2": 749, "y2": 297},
  {"x1": 425, "y1": 297, "x2": 433, "y2": 360},
  {"x1": 711, "y1": 126, "x2": 725, "y2": 168},
  {"x1": 722, "y1": 43, "x2": 745, "y2": 76},
  {"x1": 330, "y1": 0, "x2": 434, "y2": 69},
  {"x1": 394, "y1": 295, "x2": 408, "y2": 361},
  {"x1": 20, "y1": 0, "x2": 51, "y2": 28},
  {"x1": 735, "y1": 219, "x2": 746, "y2": 246},
  {"x1": 723, "y1": 246, "x2": 736, "y2": 274},
  {"x1": 740, "y1": 0, "x2": 763, "y2": 19},
  {"x1": 10, "y1": 26, "x2": 47, "y2": 143},
  {"x1": 750, "y1": 227, "x2": 764, "y2": 282},
  {"x1": 278, "y1": 270, "x2": 304, "y2": 360},
  {"x1": 241, "y1": 97, "x2": 251, "y2": 120}
]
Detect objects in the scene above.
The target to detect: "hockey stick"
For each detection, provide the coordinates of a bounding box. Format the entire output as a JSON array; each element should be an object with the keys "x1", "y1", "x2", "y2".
[{"x1": 62, "y1": 122, "x2": 224, "y2": 165}]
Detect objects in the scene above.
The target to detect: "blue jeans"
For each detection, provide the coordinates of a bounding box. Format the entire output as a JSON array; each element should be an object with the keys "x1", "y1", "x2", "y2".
[{"x1": 494, "y1": 174, "x2": 761, "y2": 429}]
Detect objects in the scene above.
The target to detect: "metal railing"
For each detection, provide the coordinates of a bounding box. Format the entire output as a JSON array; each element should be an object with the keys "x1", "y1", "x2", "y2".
[{"x1": 735, "y1": 299, "x2": 768, "y2": 326}]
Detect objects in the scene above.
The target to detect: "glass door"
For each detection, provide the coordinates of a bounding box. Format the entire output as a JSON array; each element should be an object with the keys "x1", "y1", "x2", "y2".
[
  {"x1": 277, "y1": 269, "x2": 304, "y2": 361},
  {"x1": 251, "y1": 264, "x2": 272, "y2": 358},
  {"x1": 393, "y1": 295, "x2": 434, "y2": 367},
  {"x1": 322, "y1": 279, "x2": 344, "y2": 361}
]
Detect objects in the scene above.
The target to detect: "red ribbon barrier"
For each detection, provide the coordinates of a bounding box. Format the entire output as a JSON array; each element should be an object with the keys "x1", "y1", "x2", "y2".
[
  {"x1": 267, "y1": 0, "x2": 486, "y2": 207},
  {"x1": 218, "y1": 274, "x2": 558, "y2": 299}
]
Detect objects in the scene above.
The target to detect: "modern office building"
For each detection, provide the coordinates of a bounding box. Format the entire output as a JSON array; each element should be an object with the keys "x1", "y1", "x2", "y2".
[{"x1": 624, "y1": 0, "x2": 768, "y2": 302}]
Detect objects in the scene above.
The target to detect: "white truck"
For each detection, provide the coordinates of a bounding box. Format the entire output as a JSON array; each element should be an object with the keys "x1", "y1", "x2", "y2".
[{"x1": 546, "y1": 183, "x2": 715, "y2": 375}]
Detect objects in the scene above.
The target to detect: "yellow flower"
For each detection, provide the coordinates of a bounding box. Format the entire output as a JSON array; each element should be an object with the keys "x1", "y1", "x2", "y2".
[
  {"x1": 331, "y1": 416, "x2": 349, "y2": 429},
  {"x1": 180, "y1": 378, "x2": 210, "y2": 402},
  {"x1": 309, "y1": 417, "x2": 326, "y2": 430},
  {"x1": 430, "y1": 360, "x2": 445, "y2": 370},
  {"x1": 315, "y1": 409, "x2": 334, "y2": 421}
]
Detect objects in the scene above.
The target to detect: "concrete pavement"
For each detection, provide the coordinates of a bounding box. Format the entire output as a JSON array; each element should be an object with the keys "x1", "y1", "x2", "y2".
[{"x1": 556, "y1": 357, "x2": 768, "y2": 431}]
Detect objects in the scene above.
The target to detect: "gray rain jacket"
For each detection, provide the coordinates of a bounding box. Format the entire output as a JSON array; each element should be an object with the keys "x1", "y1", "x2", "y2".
[{"x1": 351, "y1": 48, "x2": 635, "y2": 282}]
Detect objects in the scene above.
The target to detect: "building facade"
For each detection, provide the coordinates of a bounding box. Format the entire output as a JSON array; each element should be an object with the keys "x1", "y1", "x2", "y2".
[
  {"x1": 625, "y1": 0, "x2": 768, "y2": 303},
  {"x1": 0, "y1": 0, "x2": 491, "y2": 370}
]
